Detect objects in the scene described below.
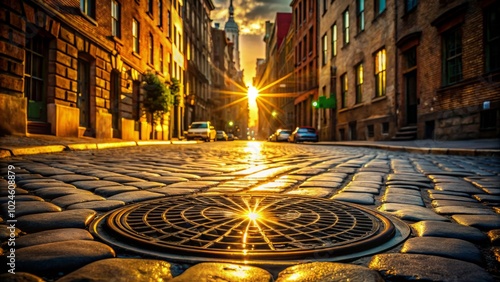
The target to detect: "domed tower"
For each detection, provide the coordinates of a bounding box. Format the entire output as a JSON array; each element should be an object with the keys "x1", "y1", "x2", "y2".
[{"x1": 224, "y1": 0, "x2": 240, "y2": 71}]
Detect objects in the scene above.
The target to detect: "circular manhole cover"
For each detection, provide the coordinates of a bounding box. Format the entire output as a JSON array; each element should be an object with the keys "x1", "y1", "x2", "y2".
[{"x1": 90, "y1": 194, "x2": 410, "y2": 264}]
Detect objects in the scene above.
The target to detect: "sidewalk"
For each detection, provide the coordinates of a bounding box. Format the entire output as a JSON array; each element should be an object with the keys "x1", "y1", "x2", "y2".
[
  {"x1": 318, "y1": 138, "x2": 500, "y2": 156},
  {"x1": 0, "y1": 134, "x2": 198, "y2": 158},
  {"x1": 0, "y1": 134, "x2": 499, "y2": 158}
]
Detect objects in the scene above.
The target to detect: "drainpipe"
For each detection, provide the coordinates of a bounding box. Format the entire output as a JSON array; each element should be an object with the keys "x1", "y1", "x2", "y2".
[{"x1": 394, "y1": 0, "x2": 399, "y2": 132}]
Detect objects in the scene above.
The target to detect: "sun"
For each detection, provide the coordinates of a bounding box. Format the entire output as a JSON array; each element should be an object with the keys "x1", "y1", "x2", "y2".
[{"x1": 247, "y1": 86, "x2": 259, "y2": 101}]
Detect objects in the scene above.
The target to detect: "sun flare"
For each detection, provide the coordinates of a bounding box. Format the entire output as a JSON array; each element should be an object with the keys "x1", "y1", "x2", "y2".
[
  {"x1": 247, "y1": 86, "x2": 259, "y2": 101},
  {"x1": 247, "y1": 212, "x2": 260, "y2": 220}
]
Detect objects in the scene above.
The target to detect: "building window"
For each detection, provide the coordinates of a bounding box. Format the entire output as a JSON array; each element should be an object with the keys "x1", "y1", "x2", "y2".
[
  {"x1": 485, "y1": 3, "x2": 500, "y2": 72},
  {"x1": 111, "y1": 0, "x2": 121, "y2": 38},
  {"x1": 343, "y1": 9, "x2": 349, "y2": 46},
  {"x1": 159, "y1": 44, "x2": 164, "y2": 73},
  {"x1": 375, "y1": 48, "x2": 386, "y2": 97},
  {"x1": 174, "y1": 26, "x2": 177, "y2": 46},
  {"x1": 331, "y1": 24, "x2": 337, "y2": 57},
  {"x1": 168, "y1": 53, "x2": 172, "y2": 77},
  {"x1": 442, "y1": 27, "x2": 462, "y2": 85},
  {"x1": 322, "y1": 34, "x2": 328, "y2": 66},
  {"x1": 132, "y1": 19, "x2": 140, "y2": 53},
  {"x1": 147, "y1": 0, "x2": 153, "y2": 14},
  {"x1": 80, "y1": 0, "x2": 95, "y2": 18},
  {"x1": 382, "y1": 122, "x2": 389, "y2": 134},
  {"x1": 323, "y1": 0, "x2": 328, "y2": 14},
  {"x1": 110, "y1": 70, "x2": 120, "y2": 130},
  {"x1": 405, "y1": 0, "x2": 418, "y2": 13},
  {"x1": 303, "y1": 36, "x2": 307, "y2": 59},
  {"x1": 309, "y1": 27, "x2": 314, "y2": 54},
  {"x1": 158, "y1": 0, "x2": 163, "y2": 27},
  {"x1": 167, "y1": 10, "x2": 171, "y2": 38},
  {"x1": 357, "y1": 0, "x2": 365, "y2": 33},
  {"x1": 340, "y1": 73, "x2": 348, "y2": 108},
  {"x1": 132, "y1": 81, "x2": 141, "y2": 121},
  {"x1": 375, "y1": 0, "x2": 386, "y2": 16},
  {"x1": 148, "y1": 33, "x2": 154, "y2": 65},
  {"x1": 355, "y1": 63, "x2": 363, "y2": 104}
]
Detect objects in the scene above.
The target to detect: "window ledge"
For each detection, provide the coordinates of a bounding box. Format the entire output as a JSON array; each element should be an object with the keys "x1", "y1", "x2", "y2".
[
  {"x1": 371, "y1": 95, "x2": 387, "y2": 103},
  {"x1": 110, "y1": 36, "x2": 123, "y2": 46},
  {"x1": 338, "y1": 103, "x2": 364, "y2": 113},
  {"x1": 132, "y1": 52, "x2": 142, "y2": 59},
  {"x1": 355, "y1": 30, "x2": 365, "y2": 39},
  {"x1": 436, "y1": 72, "x2": 500, "y2": 94},
  {"x1": 79, "y1": 10, "x2": 98, "y2": 26},
  {"x1": 401, "y1": 7, "x2": 418, "y2": 20},
  {"x1": 372, "y1": 9, "x2": 387, "y2": 23}
]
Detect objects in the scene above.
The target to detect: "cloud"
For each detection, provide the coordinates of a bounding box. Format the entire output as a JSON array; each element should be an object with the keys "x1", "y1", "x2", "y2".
[{"x1": 212, "y1": 0, "x2": 291, "y2": 35}]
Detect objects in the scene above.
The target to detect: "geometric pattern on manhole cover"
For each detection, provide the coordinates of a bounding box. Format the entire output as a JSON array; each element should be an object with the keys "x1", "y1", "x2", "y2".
[{"x1": 91, "y1": 194, "x2": 410, "y2": 264}]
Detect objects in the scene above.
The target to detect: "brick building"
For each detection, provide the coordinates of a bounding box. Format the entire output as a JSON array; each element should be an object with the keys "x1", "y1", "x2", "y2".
[
  {"x1": 396, "y1": 0, "x2": 500, "y2": 140},
  {"x1": 291, "y1": 0, "x2": 319, "y2": 130},
  {"x1": 319, "y1": 0, "x2": 398, "y2": 141},
  {"x1": 0, "y1": 0, "x2": 188, "y2": 140}
]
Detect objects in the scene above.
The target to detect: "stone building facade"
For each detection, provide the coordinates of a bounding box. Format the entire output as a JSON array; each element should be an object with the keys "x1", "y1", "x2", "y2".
[
  {"x1": 320, "y1": 0, "x2": 398, "y2": 141},
  {"x1": 183, "y1": 0, "x2": 214, "y2": 135},
  {"x1": 396, "y1": 0, "x2": 500, "y2": 140},
  {"x1": 0, "y1": 0, "x2": 187, "y2": 140}
]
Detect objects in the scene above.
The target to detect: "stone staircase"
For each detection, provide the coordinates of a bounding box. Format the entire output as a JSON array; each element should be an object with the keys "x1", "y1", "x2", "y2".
[
  {"x1": 391, "y1": 125, "x2": 417, "y2": 141},
  {"x1": 27, "y1": 121, "x2": 51, "y2": 135}
]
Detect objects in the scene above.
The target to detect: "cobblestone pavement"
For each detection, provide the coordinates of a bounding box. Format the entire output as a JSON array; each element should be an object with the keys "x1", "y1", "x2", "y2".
[{"x1": 1, "y1": 141, "x2": 499, "y2": 281}]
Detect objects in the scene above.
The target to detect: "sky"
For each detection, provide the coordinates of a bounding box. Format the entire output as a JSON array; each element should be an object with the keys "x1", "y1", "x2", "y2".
[{"x1": 211, "y1": 0, "x2": 292, "y2": 86}]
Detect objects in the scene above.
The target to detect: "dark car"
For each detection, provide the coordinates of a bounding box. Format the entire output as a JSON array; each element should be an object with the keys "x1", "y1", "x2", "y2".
[{"x1": 288, "y1": 126, "x2": 318, "y2": 143}]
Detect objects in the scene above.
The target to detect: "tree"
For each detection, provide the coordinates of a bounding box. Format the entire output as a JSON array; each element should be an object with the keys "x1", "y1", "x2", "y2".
[
  {"x1": 142, "y1": 72, "x2": 173, "y2": 139},
  {"x1": 170, "y1": 78, "x2": 180, "y2": 105}
]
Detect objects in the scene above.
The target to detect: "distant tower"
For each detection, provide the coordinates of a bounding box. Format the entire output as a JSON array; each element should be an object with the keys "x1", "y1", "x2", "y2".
[{"x1": 224, "y1": 0, "x2": 240, "y2": 71}]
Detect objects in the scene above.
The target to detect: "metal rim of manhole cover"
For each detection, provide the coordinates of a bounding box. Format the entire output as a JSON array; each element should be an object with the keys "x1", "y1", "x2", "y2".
[{"x1": 90, "y1": 194, "x2": 410, "y2": 265}]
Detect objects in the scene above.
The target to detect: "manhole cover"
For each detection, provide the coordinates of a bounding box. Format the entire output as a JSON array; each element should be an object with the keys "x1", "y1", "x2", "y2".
[{"x1": 90, "y1": 194, "x2": 410, "y2": 264}]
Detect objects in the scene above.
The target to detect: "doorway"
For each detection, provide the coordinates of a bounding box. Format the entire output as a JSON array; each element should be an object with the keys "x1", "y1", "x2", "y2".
[
  {"x1": 25, "y1": 34, "x2": 50, "y2": 134},
  {"x1": 77, "y1": 59, "x2": 91, "y2": 128},
  {"x1": 405, "y1": 70, "x2": 417, "y2": 125}
]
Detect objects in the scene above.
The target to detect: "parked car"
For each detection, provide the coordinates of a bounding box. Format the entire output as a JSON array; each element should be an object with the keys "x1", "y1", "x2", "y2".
[
  {"x1": 186, "y1": 121, "x2": 217, "y2": 142},
  {"x1": 227, "y1": 133, "x2": 235, "y2": 141},
  {"x1": 216, "y1": 130, "x2": 228, "y2": 141},
  {"x1": 288, "y1": 126, "x2": 319, "y2": 143},
  {"x1": 271, "y1": 129, "x2": 292, "y2": 142}
]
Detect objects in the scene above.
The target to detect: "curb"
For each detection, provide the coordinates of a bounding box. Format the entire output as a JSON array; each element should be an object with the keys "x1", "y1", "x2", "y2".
[
  {"x1": 0, "y1": 140, "x2": 205, "y2": 158},
  {"x1": 2, "y1": 145, "x2": 67, "y2": 157},
  {"x1": 314, "y1": 142, "x2": 500, "y2": 156}
]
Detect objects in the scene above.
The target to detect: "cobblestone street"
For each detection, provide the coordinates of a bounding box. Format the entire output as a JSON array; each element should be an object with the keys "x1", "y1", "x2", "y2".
[{"x1": 1, "y1": 141, "x2": 499, "y2": 281}]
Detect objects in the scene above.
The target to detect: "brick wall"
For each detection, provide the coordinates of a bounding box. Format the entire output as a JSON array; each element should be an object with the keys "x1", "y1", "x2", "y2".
[{"x1": 397, "y1": 0, "x2": 500, "y2": 140}]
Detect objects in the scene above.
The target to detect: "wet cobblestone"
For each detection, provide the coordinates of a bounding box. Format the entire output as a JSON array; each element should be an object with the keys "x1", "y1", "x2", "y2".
[{"x1": 1, "y1": 141, "x2": 499, "y2": 281}]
